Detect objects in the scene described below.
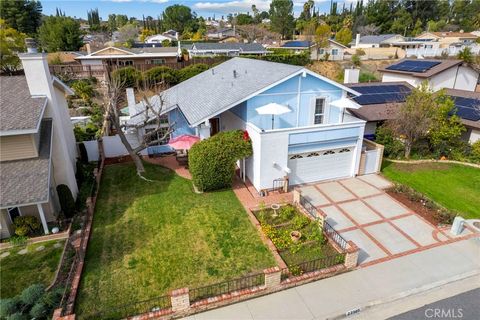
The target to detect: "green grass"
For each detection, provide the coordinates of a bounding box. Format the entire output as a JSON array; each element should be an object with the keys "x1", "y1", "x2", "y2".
[
  {"x1": 382, "y1": 161, "x2": 480, "y2": 219},
  {"x1": 75, "y1": 162, "x2": 275, "y2": 317},
  {"x1": 0, "y1": 240, "x2": 65, "y2": 298}
]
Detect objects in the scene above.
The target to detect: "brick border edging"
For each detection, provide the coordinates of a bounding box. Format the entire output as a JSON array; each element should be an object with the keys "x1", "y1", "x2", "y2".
[
  {"x1": 387, "y1": 158, "x2": 480, "y2": 169},
  {"x1": 46, "y1": 229, "x2": 72, "y2": 291}
]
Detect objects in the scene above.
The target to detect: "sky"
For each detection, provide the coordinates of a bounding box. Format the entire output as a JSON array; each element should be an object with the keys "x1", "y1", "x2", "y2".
[{"x1": 40, "y1": 0, "x2": 357, "y2": 20}]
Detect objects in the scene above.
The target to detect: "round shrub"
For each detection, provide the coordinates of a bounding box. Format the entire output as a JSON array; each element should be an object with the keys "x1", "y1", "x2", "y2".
[
  {"x1": 0, "y1": 298, "x2": 19, "y2": 318},
  {"x1": 189, "y1": 130, "x2": 253, "y2": 191},
  {"x1": 13, "y1": 216, "x2": 41, "y2": 237},
  {"x1": 177, "y1": 63, "x2": 209, "y2": 82},
  {"x1": 29, "y1": 301, "x2": 48, "y2": 319},
  {"x1": 143, "y1": 66, "x2": 178, "y2": 86},
  {"x1": 56, "y1": 184, "x2": 76, "y2": 218},
  {"x1": 19, "y1": 284, "x2": 45, "y2": 307},
  {"x1": 111, "y1": 66, "x2": 142, "y2": 88}
]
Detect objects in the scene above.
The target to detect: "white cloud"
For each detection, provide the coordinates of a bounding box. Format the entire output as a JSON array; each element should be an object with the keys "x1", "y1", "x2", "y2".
[{"x1": 194, "y1": 0, "x2": 271, "y2": 13}]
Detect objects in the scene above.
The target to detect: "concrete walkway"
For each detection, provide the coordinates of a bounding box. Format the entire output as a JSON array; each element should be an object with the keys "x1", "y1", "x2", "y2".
[{"x1": 185, "y1": 238, "x2": 480, "y2": 320}]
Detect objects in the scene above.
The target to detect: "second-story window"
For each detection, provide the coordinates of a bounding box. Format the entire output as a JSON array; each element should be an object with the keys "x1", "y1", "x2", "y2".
[{"x1": 314, "y1": 98, "x2": 326, "y2": 124}]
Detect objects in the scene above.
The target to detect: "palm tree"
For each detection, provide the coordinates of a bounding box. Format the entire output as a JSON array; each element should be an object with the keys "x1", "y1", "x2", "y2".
[{"x1": 457, "y1": 47, "x2": 473, "y2": 64}]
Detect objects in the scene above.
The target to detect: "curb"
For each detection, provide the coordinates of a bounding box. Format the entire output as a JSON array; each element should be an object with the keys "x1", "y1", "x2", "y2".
[{"x1": 328, "y1": 270, "x2": 480, "y2": 319}]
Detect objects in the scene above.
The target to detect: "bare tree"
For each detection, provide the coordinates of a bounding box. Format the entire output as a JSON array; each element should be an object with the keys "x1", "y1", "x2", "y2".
[
  {"x1": 357, "y1": 24, "x2": 380, "y2": 36},
  {"x1": 236, "y1": 24, "x2": 281, "y2": 43},
  {"x1": 105, "y1": 75, "x2": 174, "y2": 176}
]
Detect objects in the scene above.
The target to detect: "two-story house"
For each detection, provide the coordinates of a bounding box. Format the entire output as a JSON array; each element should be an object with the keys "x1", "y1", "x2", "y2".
[
  {"x1": 126, "y1": 58, "x2": 378, "y2": 192},
  {"x1": 0, "y1": 40, "x2": 78, "y2": 239}
]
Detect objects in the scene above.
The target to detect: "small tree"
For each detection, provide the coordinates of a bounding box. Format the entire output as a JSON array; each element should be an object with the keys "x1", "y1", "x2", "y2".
[
  {"x1": 387, "y1": 83, "x2": 436, "y2": 159},
  {"x1": 335, "y1": 27, "x2": 352, "y2": 46},
  {"x1": 457, "y1": 47, "x2": 473, "y2": 64},
  {"x1": 56, "y1": 184, "x2": 76, "y2": 218},
  {"x1": 315, "y1": 24, "x2": 331, "y2": 61},
  {"x1": 0, "y1": 19, "x2": 26, "y2": 74}
]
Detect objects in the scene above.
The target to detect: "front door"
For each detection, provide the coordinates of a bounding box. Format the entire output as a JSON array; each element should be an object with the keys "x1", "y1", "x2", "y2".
[{"x1": 209, "y1": 118, "x2": 220, "y2": 136}]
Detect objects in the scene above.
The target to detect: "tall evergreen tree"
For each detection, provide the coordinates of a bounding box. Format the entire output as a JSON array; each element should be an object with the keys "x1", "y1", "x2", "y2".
[
  {"x1": 0, "y1": 0, "x2": 42, "y2": 35},
  {"x1": 269, "y1": 0, "x2": 295, "y2": 39}
]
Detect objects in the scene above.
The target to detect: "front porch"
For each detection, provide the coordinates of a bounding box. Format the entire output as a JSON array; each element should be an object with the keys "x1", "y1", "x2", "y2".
[{"x1": 1, "y1": 202, "x2": 55, "y2": 239}]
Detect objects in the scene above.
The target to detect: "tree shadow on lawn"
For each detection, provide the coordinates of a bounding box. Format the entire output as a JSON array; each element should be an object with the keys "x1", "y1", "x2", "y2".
[{"x1": 76, "y1": 161, "x2": 275, "y2": 316}]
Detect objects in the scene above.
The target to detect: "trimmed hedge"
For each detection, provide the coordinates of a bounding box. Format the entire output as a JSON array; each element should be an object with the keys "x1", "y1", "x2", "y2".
[
  {"x1": 177, "y1": 63, "x2": 210, "y2": 82},
  {"x1": 189, "y1": 130, "x2": 253, "y2": 191},
  {"x1": 143, "y1": 66, "x2": 178, "y2": 86},
  {"x1": 243, "y1": 51, "x2": 310, "y2": 66},
  {"x1": 111, "y1": 66, "x2": 142, "y2": 88},
  {"x1": 56, "y1": 184, "x2": 76, "y2": 218}
]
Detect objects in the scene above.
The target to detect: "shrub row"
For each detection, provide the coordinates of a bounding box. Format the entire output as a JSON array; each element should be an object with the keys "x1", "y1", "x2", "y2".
[
  {"x1": 243, "y1": 51, "x2": 311, "y2": 66},
  {"x1": 111, "y1": 63, "x2": 210, "y2": 88},
  {"x1": 189, "y1": 130, "x2": 253, "y2": 191}
]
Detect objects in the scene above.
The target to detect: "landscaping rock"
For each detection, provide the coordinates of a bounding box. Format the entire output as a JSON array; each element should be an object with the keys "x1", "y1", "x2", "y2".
[
  {"x1": 53, "y1": 242, "x2": 62, "y2": 248},
  {"x1": 36, "y1": 245, "x2": 45, "y2": 252},
  {"x1": 18, "y1": 248, "x2": 28, "y2": 255},
  {"x1": 0, "y1": 251, "x2": 10, "y2": 258}
]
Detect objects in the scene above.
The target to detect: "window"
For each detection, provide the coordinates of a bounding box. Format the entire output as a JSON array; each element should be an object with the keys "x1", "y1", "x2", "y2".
[
  {"x1": 144, "y1": 115, "x2": 170, "y2": 145},
  {"x1": 151, "y1": 59, "x2": 166, "y2": 65},
  {"x1": 314, "y1": 98, "x2": 326, "y2": 124},
  {"x1": 7, "y1": 207, "x2": 21, "y2": 223},
  {"x1": 119, "y1": 60, "x2": 133, "y2": 66},
  {"x1": 319, "y1": 48, "x2": 325, "y2": 54},
  {"x1": 331, "y1": 49, "x2": 338, "y2": 55}
]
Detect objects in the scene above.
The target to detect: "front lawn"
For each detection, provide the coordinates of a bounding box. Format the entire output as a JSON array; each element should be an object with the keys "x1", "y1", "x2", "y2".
[
  {"x1": 382, "y1": 161, "x2": 480, "y2": 219},
  {"x1": 76, "y1": 162, "x2": 274, "y2": 317},
  {"x1": 0, "y1": 240, "x2": 65, "y2": 298}
]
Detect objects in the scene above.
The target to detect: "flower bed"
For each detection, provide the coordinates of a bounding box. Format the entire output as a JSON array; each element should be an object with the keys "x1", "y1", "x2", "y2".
[{"x1": 254, "y1": 205, "x2": 339, "y2": 268}]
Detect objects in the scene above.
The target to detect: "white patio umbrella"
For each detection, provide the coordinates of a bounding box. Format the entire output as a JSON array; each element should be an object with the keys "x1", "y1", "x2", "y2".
[
  {"x1": 256, "y1": 103, "x2": 292, "y2": 129},
  {"x1": 330, "y1": 97, "x2": 362, "y2": 109}
]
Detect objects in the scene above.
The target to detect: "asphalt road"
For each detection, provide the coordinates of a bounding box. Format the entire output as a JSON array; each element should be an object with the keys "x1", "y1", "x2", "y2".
[{"x1": 390, "y1": 288, "x2": 480, "y2": 320}]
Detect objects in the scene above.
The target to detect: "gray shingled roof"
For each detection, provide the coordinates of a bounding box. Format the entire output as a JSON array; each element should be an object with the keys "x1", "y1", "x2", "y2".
[
  {"x1": 0, "y1": 76, "x2": 47, "y2": 132},
  {"x1": 0, "y1": 119, "x2": 52, "y2": 208},
  {"x1": 161, "y1": 57, "x2": 302, "y2": 125},
  {"x1": 191, "y1": 42, "x2": 267, "y2": 53},
  {"x1": 356, "y1": 34, "x2": 398, "y2": 44}
]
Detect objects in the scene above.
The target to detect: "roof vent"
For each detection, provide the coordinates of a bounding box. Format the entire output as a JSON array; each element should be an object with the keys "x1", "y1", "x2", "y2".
[
  {"x1": 233, "y1": 70, "x2": 237, "y2": 78},
  {"x1": 212, "y1": 68, "x2": 215, "y2": 75}
]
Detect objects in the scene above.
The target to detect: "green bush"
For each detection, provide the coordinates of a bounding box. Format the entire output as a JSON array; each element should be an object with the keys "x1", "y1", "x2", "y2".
[
  {"x1": 375, "y1": 124, "x2": 404, "y2": 158},
  {"x1": 29, "y1": 301, "x2": 48, "y2": 319},
  {"x1": 177, "y1": 63, "x2": 209, "y2": 82},
  {"x1": 78, "y1": 142, "x2": 88, "y2": 163},
  {"x1": 189, "y1": 130, "x2": 253, "y2": 191},
  {"x1": 351, "y1": 54, "x2": 361, "y2": 67},
  {"x1": 76, "y1": 160, "x2": 85, "y2": 188},
  {"x1": 13, "y1": 216, "x2": 41, "y2": 237},
  {"x1": 6, "y1": 312, "x2": 28, "y2": 320},
  {"x1": 244, "y1": 51, "x2": 310, "y2": 66},
  {"x1": 70, "y1": 80, "x2": 94, "y2": 102},
  {"x1": 19, "y1": 284, "x2": 45, "y2": 307},
  {"x1": 111, "y1": 66, "x2": 142, "y2": 88},
  {"x1": 56, "y1": 184, "x2": 76, "y2": 218},
  {"x1": 472, "y1": 140, "x2": 480, "y2": 162},
  {"x1": 143, "y1": 66, "x2": 178, "y2": 86},
  {"x1": 0, "y1": 298, "x2": 18, "y2": 318},
  {"x1": 359, "y1": 71, "x2": 378, "y2": 83}
]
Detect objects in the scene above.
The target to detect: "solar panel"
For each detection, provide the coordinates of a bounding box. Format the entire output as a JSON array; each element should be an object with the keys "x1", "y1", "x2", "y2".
[
  {"x1": 386, "y1": 60, "x2": 441, "y2": 73},
  {"x1": 449, "y1": 96, "x2": 480, "y2": 121},
  {"x1": 352, "y1": 84, "x2": 412, "y2": 105}
]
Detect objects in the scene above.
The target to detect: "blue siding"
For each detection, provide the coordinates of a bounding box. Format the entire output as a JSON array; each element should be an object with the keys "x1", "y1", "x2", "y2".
[{"x1": 168, "y1": 108, "x2": 195, "y2": 137}]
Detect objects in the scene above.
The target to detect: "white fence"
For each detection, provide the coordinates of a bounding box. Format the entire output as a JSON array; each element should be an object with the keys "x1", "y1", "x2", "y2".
[
  {"x1": 406, "y1": 45, "x2": 480, "y2": 58},
  {"x1": 78, "y1": 134, "x2": 147, "y2": 162},
  {"x1": 81, "y1": 141, "x2": 100, "y2": 162}
]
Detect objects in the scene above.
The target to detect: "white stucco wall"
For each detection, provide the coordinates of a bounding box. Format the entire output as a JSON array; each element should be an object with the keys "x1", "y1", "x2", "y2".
[
  {"x1": 468, "y1": 129, "x2": 480, "y2": 143},
  {"x1": 382, "y1": 72, "x2": 422, "y2": 87}
]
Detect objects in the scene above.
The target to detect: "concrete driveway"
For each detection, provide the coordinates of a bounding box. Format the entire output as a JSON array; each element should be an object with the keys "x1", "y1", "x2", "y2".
[{"x1": 299, "y1": 175, "x2": 476, "y2": 266}]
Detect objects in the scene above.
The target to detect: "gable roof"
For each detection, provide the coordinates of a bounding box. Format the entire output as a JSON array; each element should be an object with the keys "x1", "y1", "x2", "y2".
[
  {"x1": 0, "y1": 76, "x2": 47, "y2": 134},
  {"x1": 379, "y1": 59, "x2": 465, "y2": 78},
  {"x1": 190, "y1": 42, "x2": 267, "y2": 53},
  {"x1": 76, "y1": 46, "x2": 178, "y2": 60},
  {"x1": 420, "y1": 32, "x2": 478, "y2": 39},
  {"x1": 445, "y1": 88, "x2": 480, "y2": 129},
  {"x1": 159, "y1": 57, "x2": 359, "y2": 126}
]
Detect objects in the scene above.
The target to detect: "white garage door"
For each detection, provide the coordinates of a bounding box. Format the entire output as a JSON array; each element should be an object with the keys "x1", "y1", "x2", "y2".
[{"x1": 288, "y1": 147, "x2": 355, "y2": 185}]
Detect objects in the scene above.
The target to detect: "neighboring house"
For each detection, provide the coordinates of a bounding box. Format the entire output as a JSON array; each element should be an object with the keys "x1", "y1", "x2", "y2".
[
  {"x1": 415, "y1": 31, "x2": 478, "y2": 48},
  {"x1": 350, "y1": 34, "x2": 405, "y2": 48},
  {"x1": 0, "y1": 43, "x2": 78, "y2": 239},
  {"x1": 207, "y1": 28, "x2": 236, "y2": 40},
  {"x1": 346, "y1": 83, "x2": 480, "y2": 144},
  {"x1": 345, "y1": 82, "x2": 414, "y2": 138},
  {"x1": 379, "y1": 59, "x2": 480, "y2": 92},
  {"x1": 126, "y1": 57, "x2": 379, "y2": 192},
  {"x1": 145, "y1": 31, "x2": 178, "y2": 44},
  {"x1": 187, "y1": 43, "x2": 267, "y2": 57},
  {"x1": 312, "y1": 39, "x2": 347, "y2": 61},
  {"x1": 280, "y1": 40, "x2": 313, "y2": 54},
  {"x1": 445, "y1": 89, "x2": 480, "y2": 143},
  {"x1": 75, "y1": 46, "x2": 179, "y2": 67}
]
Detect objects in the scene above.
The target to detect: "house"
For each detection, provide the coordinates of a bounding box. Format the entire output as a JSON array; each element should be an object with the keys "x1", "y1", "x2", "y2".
[
  {"x1": 280, "y1": 40, "x2": 313, "y2": 54},
  {"x1": 345, "y1": 82, "x2": 414, "y2": 138},
  {"x1": 415, "y1": 32, "x2": 478, "y2": 48},
  {"x1": 311, "y1": 39, "x2": 347, "y2": 61},
  {"x1": 187, "y1": 43, "x2": 267, "y2": 57},
  {"x1": 350, "y1": 34, "x2": 405, "y2": 48},
  {"x1": 145, "y1": 31, "x2": 178, "y2": 44},
  {"x1": 379, "y1": 59, "x2": 480, "y2": 92},
  {"x1": 346, "y1": 83, "x2": 480, "y2": 144},
  {"x1": 206, "y1": 28, "x2": 236, "y2": 40},
  {"x1": 126, "y1": 58, "x2": 383, "y2": 192},
  {"x1": 75, "y1": 46, "x2": 180, "y2": 67},
  {"x1": 0, "y1": 40, "x2": 78, "y2": 239},
  {"x1": 445, "y1": 89, "x2": 480, "y2": 143}
]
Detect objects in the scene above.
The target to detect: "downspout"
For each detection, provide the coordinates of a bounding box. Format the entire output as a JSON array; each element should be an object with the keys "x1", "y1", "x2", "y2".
[{"x1": 453, "y1": 64, "x2": 460, "y2": 89}]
